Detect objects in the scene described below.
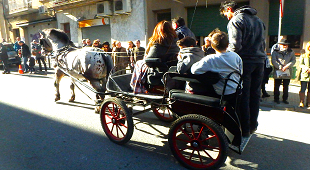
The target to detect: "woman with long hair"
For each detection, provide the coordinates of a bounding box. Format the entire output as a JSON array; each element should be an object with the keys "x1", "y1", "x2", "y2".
[
  {"x1": 130, "y1": 20, "x2": 180, "y2": 94},
  {"x1": 145, "y1": 20, "x2": 179, "y2": 62}
]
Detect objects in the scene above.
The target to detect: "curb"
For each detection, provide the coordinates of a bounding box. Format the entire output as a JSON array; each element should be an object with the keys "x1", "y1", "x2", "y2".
[{"x1": 260, "y1": 101, "x2": 310, "y2": 113}]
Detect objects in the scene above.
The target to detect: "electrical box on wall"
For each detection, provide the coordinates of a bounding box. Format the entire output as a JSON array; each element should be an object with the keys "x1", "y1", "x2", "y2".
[
  {"x1": 38, "y1": 6, "x2": 48, "y2": 14},
  {"x1": 97, "y1": 1, "x2": 112, "y2": 17},
  {"x1": 114, "y1": 0, "x2": 131, "y2": 15}
]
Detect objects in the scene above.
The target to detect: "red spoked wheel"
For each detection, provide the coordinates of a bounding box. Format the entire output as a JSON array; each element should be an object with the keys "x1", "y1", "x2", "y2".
[
  {"x1": 168, "y1": 114, "x2": 228, "y2": 170},
  {"x1": 152, "y1": 106, "x2": 177, "y2": 122},
  {"x1": 100, "y1": 98, "x2": 133, "y2": 145}
]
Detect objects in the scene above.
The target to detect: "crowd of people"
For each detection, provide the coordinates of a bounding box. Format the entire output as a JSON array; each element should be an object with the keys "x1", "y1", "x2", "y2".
[{"x1": 81, "y1": 38, "x2": 145, "y2": 72}]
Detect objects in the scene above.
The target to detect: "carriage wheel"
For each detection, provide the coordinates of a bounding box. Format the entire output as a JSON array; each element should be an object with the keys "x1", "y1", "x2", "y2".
[
  {"x1": 168, "y1": 114, "x2": 228, "y2": 170},
  {"x1": 100, "y1": 98, "x2": 133, "y2": 145},
  {"x1": 152, "y1": 106, "x2": 176, "y2": 122}
]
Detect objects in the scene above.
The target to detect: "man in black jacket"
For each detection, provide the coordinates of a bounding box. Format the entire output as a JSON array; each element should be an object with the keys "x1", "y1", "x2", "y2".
[
  {"x1": 172, "y1": 17, "x2": 196, "y2": 40},
  {"x1": 18, "y1": 41, "x2": 31, "y2": 73},
  {"x1": 0, "y1": 43, "x2": 10, "y2": 74},
  {"x1": 220, "y1": 1, "x2": 266, "y2": 137}
]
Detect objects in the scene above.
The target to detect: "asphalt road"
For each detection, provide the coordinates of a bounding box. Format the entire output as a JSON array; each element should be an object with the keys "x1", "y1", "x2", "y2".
[{"x1": 0, "y1": 70, "x2": 309, "y2": 170}]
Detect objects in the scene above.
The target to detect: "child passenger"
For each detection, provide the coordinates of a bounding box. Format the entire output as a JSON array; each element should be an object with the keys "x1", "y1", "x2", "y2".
[
  {"x1": 176, "y1": 37, "x2": 204, "y2": 93},
  {"x1": 190, "y1": 30, "x2": 243, "y2": 97}
]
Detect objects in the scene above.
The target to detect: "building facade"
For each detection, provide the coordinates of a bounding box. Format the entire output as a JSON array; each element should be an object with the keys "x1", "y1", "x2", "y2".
[{"x1": 0, "y1": 0, "x2": 309, "y2": 51}]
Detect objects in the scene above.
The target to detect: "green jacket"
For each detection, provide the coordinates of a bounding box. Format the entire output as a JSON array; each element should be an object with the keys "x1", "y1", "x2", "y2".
[{"x1": 300, "y1": 53, "x2": 310, "y2": 82}]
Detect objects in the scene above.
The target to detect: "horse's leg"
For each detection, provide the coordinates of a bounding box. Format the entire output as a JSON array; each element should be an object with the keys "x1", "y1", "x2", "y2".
[
  {"x1": 89, "y1": 79, "x2": 106, "y2": 113},
  {"x1": 54, "y1": 68, "x2": 65, "y2": 101},
  {"x1": 89, "y1": 79, "x2": 106, "y2": 100},
  {"x1": 69, "y1": 81, "x2": 75, "y2": 102}
]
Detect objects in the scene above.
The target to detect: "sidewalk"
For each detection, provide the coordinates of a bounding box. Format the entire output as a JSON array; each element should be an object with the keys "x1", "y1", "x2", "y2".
[{"x1": 260, "y1": 79, "x2": 310, "y2": 113}]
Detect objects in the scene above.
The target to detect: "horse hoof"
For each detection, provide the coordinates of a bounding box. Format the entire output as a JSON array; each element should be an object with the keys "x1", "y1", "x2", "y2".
[
  {"x1": 69, "y1": 95, "x2": 75, "y2": 102},
  {"x1": 95, "y1": 106, "x2": 101, "y2": 114},
  {"x1": 55, "y1": 95, "x2": 60, "y2": 102}
]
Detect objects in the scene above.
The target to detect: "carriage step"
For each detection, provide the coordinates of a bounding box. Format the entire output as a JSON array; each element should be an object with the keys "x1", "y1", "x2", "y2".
[{"x1": 229, "y1": 134, "x2": 252, "y2": 153}]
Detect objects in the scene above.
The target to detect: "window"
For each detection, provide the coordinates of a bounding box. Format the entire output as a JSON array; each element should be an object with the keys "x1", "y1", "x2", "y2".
[
  {"x1": 63, "y1": 23, "x2": 71, "y2": 40},
  {"x1": 157, "y1": 11, "x2": 171, "y2": 23}
]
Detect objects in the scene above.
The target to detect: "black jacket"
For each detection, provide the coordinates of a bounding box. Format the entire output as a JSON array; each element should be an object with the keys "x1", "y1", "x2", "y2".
[
  {"x1": 21, "y1": 44, "x2": 31, "y2": 58},
  {"x1": 227, "y1": 6, "x2": 266, "y2": 63},
  {"x1": 0, "y1": 46, "x2": 8, "y2": 60},
  {"x1": 145, "y1": 38, "x2": 180, "y2": 63}
]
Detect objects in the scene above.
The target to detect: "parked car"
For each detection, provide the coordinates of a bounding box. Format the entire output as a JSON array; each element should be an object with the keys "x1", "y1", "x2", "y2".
[{"x1": 0, "y1": 43, "x2": 21, "y2": 66}]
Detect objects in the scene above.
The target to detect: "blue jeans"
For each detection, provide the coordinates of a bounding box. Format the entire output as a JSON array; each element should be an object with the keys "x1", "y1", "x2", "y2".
[
  {"x1": 239, "y1": 63, "x2": 264, "y2": 134},
  {"x1": 22, "y1": 57, "x2": 29, "y2": 72}
]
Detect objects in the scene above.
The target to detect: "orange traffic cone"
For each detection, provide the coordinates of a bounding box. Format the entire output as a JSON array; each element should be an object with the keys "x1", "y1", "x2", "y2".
[{"x1": 18, "y1": 65, "x2": 24, "y2": 74}]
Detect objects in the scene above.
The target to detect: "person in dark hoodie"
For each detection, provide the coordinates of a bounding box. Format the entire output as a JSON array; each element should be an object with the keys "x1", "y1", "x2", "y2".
[
  {"x1": 220, "y1": 1, "x2": 266, "y2": 137},
  {"x1": 176, "y1": 36, "x2": 204, "y2": 93}
]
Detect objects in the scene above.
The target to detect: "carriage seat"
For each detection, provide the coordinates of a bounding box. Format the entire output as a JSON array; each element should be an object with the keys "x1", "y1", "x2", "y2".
[
  {"x1": 145, "y1": 58, "x2": 168, "y2": 86},
  {"x1": 169, "y1": 89, "x2": 223, "y2": 107},
  {"x1": 107, "y1": 73, "x2": 133, "y2": 92},
  {"x1": 168, "y1": 71, "x2": 242, "y2": 108},
  {"x1": 145, "y1": 58, "x2": 177, "y2": 86},
  {"x1": 168, "y1": 72, "x2": 224, "y2": 107}
]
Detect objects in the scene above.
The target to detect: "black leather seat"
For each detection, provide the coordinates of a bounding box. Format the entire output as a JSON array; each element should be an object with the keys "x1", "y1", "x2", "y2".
[
  {"x1": 145, "y1": 58, "x2": 169, "y2": 86},
  {"x1": 169, "y1": 89, "x2": 223, "y2": 107}
]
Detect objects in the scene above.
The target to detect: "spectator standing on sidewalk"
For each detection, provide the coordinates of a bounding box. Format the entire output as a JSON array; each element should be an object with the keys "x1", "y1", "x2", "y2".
[
  {"x1": 172, "y1": 17, "x2": 196, "y2": 40},
  {"x1": 14, "y1": 37, "x2": 21, "y2": 53},
  {"x1": 134, "y1": 40, "x2": 145, "y2": 62},
  {"x1": 32, "y1": 40, "x2": 47, "y2": 73},
  {"x1": 0, "y1": 43, "x2": 10, "y2": 74},
  {"x1": 271, "y1": 38, "x2": 296, "y2": 104},
  {"x1": 298, "y1": 41, "x2": 310, "y2": 107},
  {"x1": 19, "y1": 41, "x2": 31, "y2": 73},
  {"x1": 220, "y1": 1, "x2": 266, "y2": 137},
  {"x1": 112, "y1": 41, "x2": 127, "y2": 72}
]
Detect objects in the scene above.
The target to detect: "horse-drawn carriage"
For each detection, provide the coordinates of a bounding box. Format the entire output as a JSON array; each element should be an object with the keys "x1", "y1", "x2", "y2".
[{"x1": 40, "y1": 28, "x2": 252, "y2": 170}]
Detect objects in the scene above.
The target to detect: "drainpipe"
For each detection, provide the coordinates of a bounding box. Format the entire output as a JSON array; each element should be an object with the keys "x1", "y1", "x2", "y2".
[{"x1": 143, "y1": 0, "x2": 147, "y2": 47}]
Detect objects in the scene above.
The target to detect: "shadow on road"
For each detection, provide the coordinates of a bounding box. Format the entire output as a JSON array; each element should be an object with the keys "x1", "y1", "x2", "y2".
[
  {"x1": 1, "y1": 101, "x2": 309, "y2": 170},
  {"x1": 225, "y1": 133, "x2": 310, "y2": 169},
  {"x1": 56, "y1": 101, "x2": 96, "y2": 111}
]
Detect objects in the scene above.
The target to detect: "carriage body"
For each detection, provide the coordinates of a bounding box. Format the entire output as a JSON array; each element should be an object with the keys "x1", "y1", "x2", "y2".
[{"x1": 100, "y1": 59, "x2": 249, "y2": 169}]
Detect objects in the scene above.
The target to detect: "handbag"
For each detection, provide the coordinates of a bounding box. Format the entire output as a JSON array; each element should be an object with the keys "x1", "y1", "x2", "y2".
[{"x1": 276, "y1": 69, "x2": 290, "y2": 78}]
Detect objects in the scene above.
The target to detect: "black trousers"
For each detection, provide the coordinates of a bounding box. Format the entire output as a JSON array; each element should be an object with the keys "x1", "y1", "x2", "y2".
[
  {"x1": 2, "y1": 58, "x2": 10, "y2": 73},
  {"x1": 37, "y1": 57, "x2": 47, "y2": 72},
  {"x1": 274, "y1": 79, "x2": 290, "y2": 101}
]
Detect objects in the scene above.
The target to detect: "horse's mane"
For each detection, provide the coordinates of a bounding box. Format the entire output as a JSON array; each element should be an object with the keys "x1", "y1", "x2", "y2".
[{"x1": 43, "y1": 28, "x2": 70, "y2": 45}]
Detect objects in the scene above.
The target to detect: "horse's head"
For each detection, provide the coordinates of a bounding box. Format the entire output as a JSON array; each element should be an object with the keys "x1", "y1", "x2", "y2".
[
  {"x1": 39, "y1": 28, "x2": 71, "y2": 53},
  {"x1": 39, "y1": 31, "x2": 53, "y2": 53}
]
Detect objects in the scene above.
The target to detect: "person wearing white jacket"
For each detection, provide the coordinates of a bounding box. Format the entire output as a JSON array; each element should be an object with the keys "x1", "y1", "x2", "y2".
[{"x1": 191, "y1": 31, "x2": 242, "y2": 96}]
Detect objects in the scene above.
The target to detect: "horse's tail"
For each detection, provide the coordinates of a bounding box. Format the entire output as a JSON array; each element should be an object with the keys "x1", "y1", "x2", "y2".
[{"x1": 102, "y1": 53, "x2": 113, "y2": 76}]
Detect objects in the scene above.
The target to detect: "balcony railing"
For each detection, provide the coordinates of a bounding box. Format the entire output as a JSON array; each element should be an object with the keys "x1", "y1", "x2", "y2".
[
  {"x1": 8, "y1": 0, "x2": 33, "y2": 15},
  {"x1": 51, "y1": 0, "x2": 103, "y2": 9}
]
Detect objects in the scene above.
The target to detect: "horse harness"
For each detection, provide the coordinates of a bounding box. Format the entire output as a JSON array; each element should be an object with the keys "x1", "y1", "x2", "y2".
[{"x1": 55, "y1": 45, "x2": 77, "y2": 70}]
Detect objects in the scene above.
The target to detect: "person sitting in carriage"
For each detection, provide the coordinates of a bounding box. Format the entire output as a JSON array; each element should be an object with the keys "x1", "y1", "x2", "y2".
[
  {"x1": 190, "y1": 30, "x2": 243, "y2": 99},
  {"x1": 130, "y1": 20, "x2": 179, "y2": 94}
]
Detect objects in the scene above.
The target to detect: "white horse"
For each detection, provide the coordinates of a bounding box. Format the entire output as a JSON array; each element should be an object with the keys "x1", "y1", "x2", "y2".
[{"x1": 40, "y1": 28, "x2": 113, "y2": 104}]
